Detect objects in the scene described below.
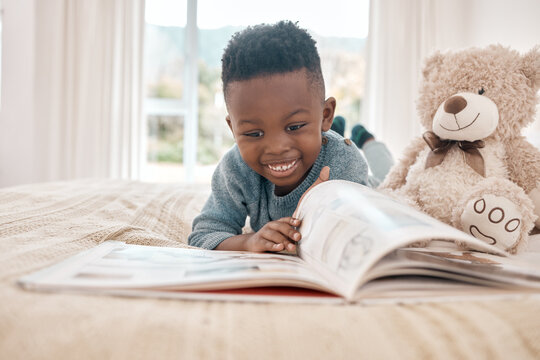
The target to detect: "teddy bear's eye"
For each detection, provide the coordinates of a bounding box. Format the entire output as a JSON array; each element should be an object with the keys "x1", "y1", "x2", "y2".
[{"x1": 478, "y1": 87, "x2": 485, "y2": 95}]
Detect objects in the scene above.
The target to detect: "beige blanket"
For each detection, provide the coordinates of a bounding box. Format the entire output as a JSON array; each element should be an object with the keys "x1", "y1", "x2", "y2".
[{"x1": 1, "y1": 179, "x2": 540, "y2": 359}]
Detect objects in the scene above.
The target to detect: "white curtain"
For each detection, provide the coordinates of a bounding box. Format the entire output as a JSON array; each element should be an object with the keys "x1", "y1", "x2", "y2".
[
  {"x1": 33, "y1": 0, "x2": 145, "y2": 181},
  {"x1": 363, "y1": 0, "x2": 469, "y2": 158}
]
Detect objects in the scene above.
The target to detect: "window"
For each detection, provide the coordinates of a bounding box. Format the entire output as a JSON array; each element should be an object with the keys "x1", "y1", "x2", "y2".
[{"x1": 142, "y1": 0, "x2": 370, "y2": 183}]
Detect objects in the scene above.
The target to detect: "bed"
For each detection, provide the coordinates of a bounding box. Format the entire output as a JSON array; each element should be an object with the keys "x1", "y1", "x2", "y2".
[{"x1": 1, "y1": 179, "x2": 540, "y2": 359}]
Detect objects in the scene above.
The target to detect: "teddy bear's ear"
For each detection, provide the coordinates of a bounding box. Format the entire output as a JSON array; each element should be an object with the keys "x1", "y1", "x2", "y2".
[
  {"x1": 520, "y1": 46, "x2": 540, "y2": 91},
  {"x1": 422, "y1": 50, "x2": 444, "y2": 79}
]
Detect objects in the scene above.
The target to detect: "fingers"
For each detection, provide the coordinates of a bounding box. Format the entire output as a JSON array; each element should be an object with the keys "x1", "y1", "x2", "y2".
[
  {"x1": 274, "y1": 217, "x2": 302, "y2": 242},
  {"x1": 249, "y1": 217, "x2": 302, "y2": 252},
  {"x1": 249, "y1": 236, "x2": 289, "y2": 253}
]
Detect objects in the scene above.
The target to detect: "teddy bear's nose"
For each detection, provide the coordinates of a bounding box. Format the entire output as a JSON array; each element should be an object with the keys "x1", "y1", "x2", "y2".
[{"x1": 444, "y1": 95, "x2": 467, "y2": 114}]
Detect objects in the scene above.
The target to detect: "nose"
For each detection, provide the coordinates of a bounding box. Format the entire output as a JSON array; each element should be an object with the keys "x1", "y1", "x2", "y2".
[
  {"x1": 264, "y1": 133, "x2": 291, "y2": 155},
  {"x1": 444, "y1": 95, "x2": 467, "y2": 114}
]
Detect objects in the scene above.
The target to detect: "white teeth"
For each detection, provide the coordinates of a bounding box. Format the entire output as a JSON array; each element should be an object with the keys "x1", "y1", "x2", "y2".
[{"x1": 267, "y1": 160, "x2": 296, "y2": 172}]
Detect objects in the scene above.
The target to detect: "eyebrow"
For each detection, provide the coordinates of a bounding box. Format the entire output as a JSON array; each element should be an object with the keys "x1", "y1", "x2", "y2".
[
  {"x1": 237, "y1": 119, "x2": 260, "y2": 126},
  {"x1": 282, "y1": 108, "x2": 308, "y2": 121},
  {"x1": 236, "y1": 108, "x2": 309, "y2": 126}
]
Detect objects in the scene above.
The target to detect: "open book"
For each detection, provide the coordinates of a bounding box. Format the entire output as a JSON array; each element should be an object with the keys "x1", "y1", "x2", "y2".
[{"x1": 18, "y1": 180, "x2": 540, "y2": 304}]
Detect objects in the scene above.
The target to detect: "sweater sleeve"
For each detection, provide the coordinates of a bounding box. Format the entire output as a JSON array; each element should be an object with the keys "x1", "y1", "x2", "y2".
[{"x1": 187, "y1": 150, "x2": 253, "y2": 249}]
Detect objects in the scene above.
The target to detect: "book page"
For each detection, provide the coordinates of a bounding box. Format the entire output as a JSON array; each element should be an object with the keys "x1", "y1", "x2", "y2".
[
  {"x1": 294, "y1": 180, "x2": 506, "y2": 299},
  {"x1": 18, "y1": 241, "x2": 341, "y2": 295},
  {"x1": 364, "y1": 241, "x2": 540, "y2": 288},
  {"x1": 352, "y1": 237, "x2": 540, "y2": 303},
  {"x1": 354, "y1": 276, "x2": 540, "y2": 305}
]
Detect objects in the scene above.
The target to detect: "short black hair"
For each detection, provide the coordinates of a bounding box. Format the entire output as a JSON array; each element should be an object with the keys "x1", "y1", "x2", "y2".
[{"x1": 221, "y1": 21, "x2": 325, "y2": 101}]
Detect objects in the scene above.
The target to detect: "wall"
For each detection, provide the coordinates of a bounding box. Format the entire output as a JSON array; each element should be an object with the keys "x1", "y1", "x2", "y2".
[
  {"x1": 465, "y1": 0, "x2": 540, "y2": 146},
  {"x1": 465, "y1": 0, "x2": 539, "y2": 51}
]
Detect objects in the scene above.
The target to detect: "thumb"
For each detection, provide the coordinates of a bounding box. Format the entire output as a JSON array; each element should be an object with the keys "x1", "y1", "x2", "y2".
[
  {"x1": 315, "y1": 166, "x2": 330, "y2": 184},
  {"x1": 308, "y1": 166, "x2": 330, "y2": 193},
  {"x1": 293, "y1": 166, "x2": 330, "y2": 219}
]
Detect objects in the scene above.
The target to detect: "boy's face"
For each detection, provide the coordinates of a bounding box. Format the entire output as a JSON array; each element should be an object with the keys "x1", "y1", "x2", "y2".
[{"x1": 226, "y1": 69, "x2": 335, "y2": 196}]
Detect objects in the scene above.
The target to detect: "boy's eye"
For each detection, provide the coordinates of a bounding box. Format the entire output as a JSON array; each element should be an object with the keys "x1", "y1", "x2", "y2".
[
  {"x1": 287, "y1": 123, "x2": 306, "y2": 131},
  {"x1": 243, "y1": 130, "x2": 263, "y2": 138}
]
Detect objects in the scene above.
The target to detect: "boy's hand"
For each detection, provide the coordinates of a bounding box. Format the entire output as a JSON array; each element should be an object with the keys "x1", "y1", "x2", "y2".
[
  {"x1": 245, "y1": 217, "x2": 301, "y2": 252},
  {"x1": 216, "y1": 166, "x2": 329, "y2": 253},
  {"x1": 216, "y1": 217, "x2": 301, "y2": 252}
]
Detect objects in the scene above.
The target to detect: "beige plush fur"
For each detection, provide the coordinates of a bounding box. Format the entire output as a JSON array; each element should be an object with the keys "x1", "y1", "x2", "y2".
[{"x1": 380, "y1": 45, "x2": 540, "y2": 253}]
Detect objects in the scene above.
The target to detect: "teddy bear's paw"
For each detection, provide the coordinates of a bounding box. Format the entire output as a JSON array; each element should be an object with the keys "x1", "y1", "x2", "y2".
[{"x1": 461, "y1": 194, "x2": 522, "y2": 251}]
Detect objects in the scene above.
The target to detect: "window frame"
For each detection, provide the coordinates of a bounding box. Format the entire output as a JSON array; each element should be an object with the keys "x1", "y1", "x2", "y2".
[{"x1": 143, "y1": 0, "x2": 198, "y2": 182}]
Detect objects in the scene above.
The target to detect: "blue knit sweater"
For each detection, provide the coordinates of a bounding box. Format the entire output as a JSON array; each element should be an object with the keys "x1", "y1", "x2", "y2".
[{"x1": 188, "y1": 130, "x2": 369, "y2": 249}]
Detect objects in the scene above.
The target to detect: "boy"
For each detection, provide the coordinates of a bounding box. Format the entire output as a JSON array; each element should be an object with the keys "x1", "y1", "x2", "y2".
[{"x1": 188, "y1": 21, "x2": 393, "y2": 252}]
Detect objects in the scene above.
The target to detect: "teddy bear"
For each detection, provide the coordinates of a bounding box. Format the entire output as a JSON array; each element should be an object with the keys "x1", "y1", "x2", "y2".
[{"x1": 379, "y1": 45, "x2": 540, "y2": 254}]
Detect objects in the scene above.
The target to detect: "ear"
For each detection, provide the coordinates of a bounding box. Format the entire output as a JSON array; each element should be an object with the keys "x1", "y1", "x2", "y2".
[
  {"x1": 225, "y1": 115, "x2": 235, "y2": 138},
  {"x1": 422, "y1": 50, "x2": 444, "y2": 79},
  {"x1": 520, "y1": 46, "x2": 540, "y2": 91},
  {"x1": 321, "y1": 97, "x2": 336, "y2": 132}
]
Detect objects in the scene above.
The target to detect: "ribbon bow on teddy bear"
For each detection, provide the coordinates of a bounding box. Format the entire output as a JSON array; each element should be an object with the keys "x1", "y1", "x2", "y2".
[{"x1": 423, "y1": 131, "x2": 486, "y2": 177}]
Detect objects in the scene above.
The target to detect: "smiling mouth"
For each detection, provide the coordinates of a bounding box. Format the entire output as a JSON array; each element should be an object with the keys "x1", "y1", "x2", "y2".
[
  {"x1": 266, "y1": 159, "x2": 297, "y2": 172},
  {"x1": 440, "y1": 113, "x2": 480, "y2": 132}
]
